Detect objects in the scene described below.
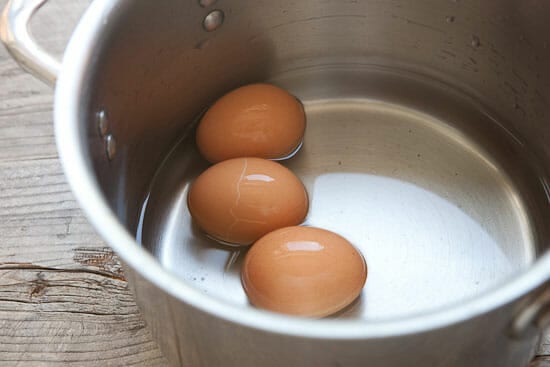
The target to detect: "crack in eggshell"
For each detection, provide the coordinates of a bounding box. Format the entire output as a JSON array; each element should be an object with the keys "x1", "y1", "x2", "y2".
[{"x1": 227, "y1": 158, "x2": 248, "y2": 240}]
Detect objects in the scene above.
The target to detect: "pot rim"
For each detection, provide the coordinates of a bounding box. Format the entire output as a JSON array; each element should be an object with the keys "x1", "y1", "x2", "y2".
[{"x1": 54, "y1": 0, "x2": 550, "y2": 340}]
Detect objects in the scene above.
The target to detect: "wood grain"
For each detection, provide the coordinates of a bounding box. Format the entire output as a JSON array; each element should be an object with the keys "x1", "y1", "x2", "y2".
[
  {"x1": 0, "y1": 0, "x2": 547, "y2": 366},
  {"x1": 0, "y1": 0, "x2": 167, "y2": 365},
  {"x1": 531, "y1": 356, "x2": 550, "y2": 367}
]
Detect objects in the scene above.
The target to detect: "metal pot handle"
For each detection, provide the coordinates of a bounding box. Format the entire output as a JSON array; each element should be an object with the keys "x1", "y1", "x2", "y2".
[
  {"x1": 0, "y1": 0, "x2": 60, "y2": 86},
  {"x1": 510, "y1": 286, "x2": 550, "y2": 339}
]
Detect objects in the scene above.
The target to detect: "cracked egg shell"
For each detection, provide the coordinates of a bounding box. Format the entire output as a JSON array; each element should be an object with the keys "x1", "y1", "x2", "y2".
[{"x1": 187, "y1": 157, "x2": 309, "y2": 245}]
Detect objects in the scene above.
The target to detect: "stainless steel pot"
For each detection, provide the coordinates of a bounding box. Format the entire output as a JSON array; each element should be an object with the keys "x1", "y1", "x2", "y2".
[{"x1": 2, "y1": 0, "x2": 550, "y2": 366}]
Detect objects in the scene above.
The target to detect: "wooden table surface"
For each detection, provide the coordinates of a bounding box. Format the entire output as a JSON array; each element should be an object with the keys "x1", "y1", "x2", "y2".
[{"x1": 0, "y1": 1, "x2": 548, "y2": 366}]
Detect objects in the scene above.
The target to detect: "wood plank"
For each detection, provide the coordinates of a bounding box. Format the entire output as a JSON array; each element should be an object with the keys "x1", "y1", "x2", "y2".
[
  {"x1": 0, "y1": 268, "x2": 165, "y2": 366},
  {"x1": 0, "y1": 0, "x2": 167, "y2": 364},
  {"x1": 531, "y1": 356, "x2": 550, "y2": 367},
  {"x1": 540, "y1": 330, "x2": 550, "y2": 357}
]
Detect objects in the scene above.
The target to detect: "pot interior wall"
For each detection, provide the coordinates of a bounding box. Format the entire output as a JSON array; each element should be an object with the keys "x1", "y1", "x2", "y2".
[{"x1": 81, "y1": 0, "x2": 550, "y2": 319}]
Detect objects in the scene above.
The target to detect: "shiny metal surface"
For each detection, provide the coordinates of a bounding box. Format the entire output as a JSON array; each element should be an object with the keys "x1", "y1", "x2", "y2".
[
  {"x1": 124, "y1": 266, "x2": 544, "y2": 367},
  {"x1": 104, "y1": 133, "x2": 116, "y2": 161},
  {"x1": 96, "y1": 109, "x2": 109, "y2": 137},
  {"x1": 202, "y1": 9, "x2": 224, "y2": 32},
  {"x1": 76, "y1": 0, "x2": 550, "y2": 248},
  {"x1": 0, "y1": 0, "x2": 58, "y2": 85},
  {"x1": 140, "y1": 65, "x2": 538, "y2": 321},
  {"x1": 3, "y1": 0, "x2": 549, "y2": 365},
  {"x1": 510, "y1": 287, "x2": 550, "y2": 339}
]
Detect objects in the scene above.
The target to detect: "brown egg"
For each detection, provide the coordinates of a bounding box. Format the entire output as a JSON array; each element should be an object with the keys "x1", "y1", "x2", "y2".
[
  {"x1": 242, "y1": 226, "x2": 367, "y2": 318},
  {"x1": 187, "y1": 158, "x2": 309, "y2": 245},
  {"x1": 196, "y1": 83, "x2": 306, "y2": 163}
]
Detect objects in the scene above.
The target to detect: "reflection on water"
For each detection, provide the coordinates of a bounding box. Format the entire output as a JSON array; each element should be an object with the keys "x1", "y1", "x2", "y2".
[{"x1": 303, "y1": 173, "x2": 531, "y2": 319}]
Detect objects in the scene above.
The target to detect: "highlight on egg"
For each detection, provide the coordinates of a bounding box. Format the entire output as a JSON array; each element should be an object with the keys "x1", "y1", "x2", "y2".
[
  {"x1": 241, "y1": 226, "x2": 367, "y2": 318},
  {"x1": 196, "y1": 83, "x2": 306, "y2": 163},
  {"x1": 187, "y1": 157, "x2": 309, "y2": 246}
]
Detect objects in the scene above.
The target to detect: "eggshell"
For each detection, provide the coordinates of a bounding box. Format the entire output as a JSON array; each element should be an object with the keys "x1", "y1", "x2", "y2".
[
  {"x1": 187, "y1": 158, "x2": 309, "y2": 245},
  {"x1": 196, "y1": 84, "x2": 306, "y2": 163},
  {"x1": 242, "y1": 226, "x2": 367, "y2": 317}
]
